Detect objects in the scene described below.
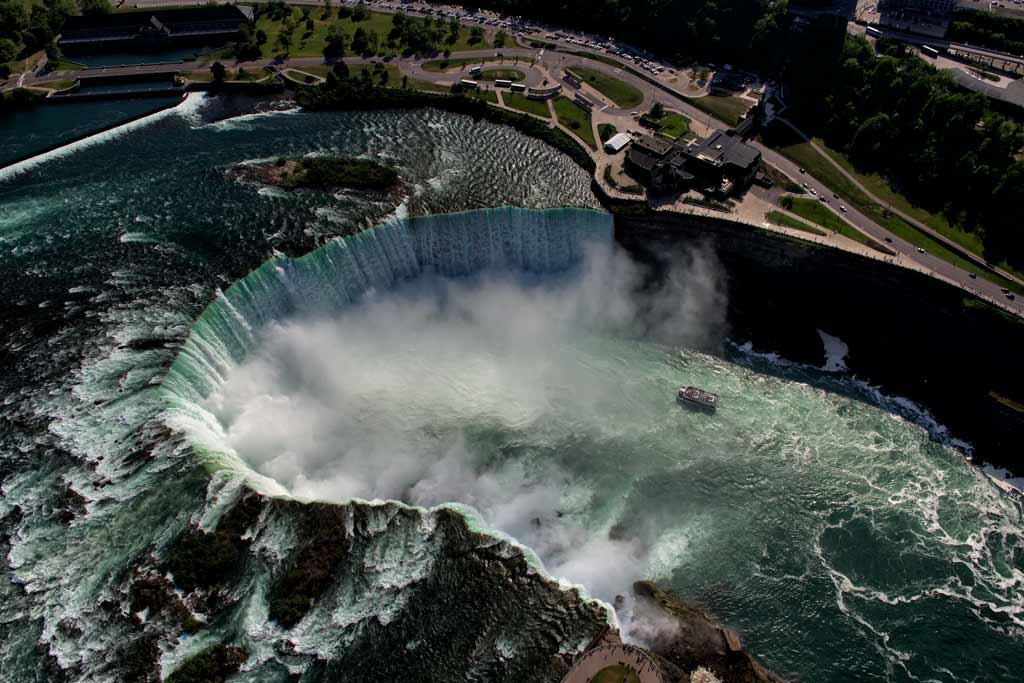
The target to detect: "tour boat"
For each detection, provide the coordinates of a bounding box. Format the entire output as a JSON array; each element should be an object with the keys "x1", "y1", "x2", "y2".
[{"x1": 677, "y1": 386, "x2": 719, "y2": 411}]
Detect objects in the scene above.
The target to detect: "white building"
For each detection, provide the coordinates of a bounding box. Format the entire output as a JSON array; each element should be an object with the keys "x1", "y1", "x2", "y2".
[{"x1": 604, "y1": 132, "x2": 632, "y2": 153}]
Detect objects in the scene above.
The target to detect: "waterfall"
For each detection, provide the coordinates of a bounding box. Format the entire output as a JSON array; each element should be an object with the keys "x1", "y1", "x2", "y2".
[{"x1": 161, "y1": 206, "x2": 613, "y2": 479}]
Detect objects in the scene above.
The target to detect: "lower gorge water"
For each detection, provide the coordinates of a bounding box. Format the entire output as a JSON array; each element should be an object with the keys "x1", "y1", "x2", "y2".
[{"x1": 0, "y1": 93, "x2": 1021, "y2": 682}]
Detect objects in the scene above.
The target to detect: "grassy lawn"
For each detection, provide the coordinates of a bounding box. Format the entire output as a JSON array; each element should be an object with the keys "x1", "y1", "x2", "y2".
[
  {"x1": 647, "y1": 111, "x2": 689, "y2": 139},
  {"x1": 186, "y1": 67, "x2": 266, "y2": 82},
  {"x1": 598, "y1": 123, "x2": 617, "y2": 142},
  {"x1": 687, "y1": 94, "x2": 750, "y2": 127},
  {"x1": 770, "y1": 134, "x2": 1024, "y2": 294},
  {"x1": 476, "y1": 68, "x2": 525, "y2": 82},
  {"x1": 567, "y1": 66, "x2": 643, "y2": 108},
  {"x1": 815, "y1": 139, "x2": 1024, "y2": 283},
  {"x1": 785, "y1": 197, "x2": 890, "y2": 252},
  {"x1": 238, "y1": 9, "x2": 483, "y2": 60},
  {"x1": 406, "y1": 76, "x2": 448, "y2": 92},
  {"x1": 766, "y1": 210, "x2": 826, "y2": 236},
  {"x1": 475, "y1": 88, "x2": 499, "y2": 104},
  {"x1": 554, "y1": 96, "x2": 596, "y2": 148},
  {"x1": 421, "y1": 56, "x2": 505, "y2": 72},
  {"x1": 34, "y1": 79, "x2": 76, "y2": 90},
  {"x1": 53, "y1": 58, "x2": 86, "y2": 70},
  {"x1": 500, "y1": 91, "x2": 550, "y2": 118},
  {"x1": 592, "y1": 665, "x2": 640, "y2": 683}
]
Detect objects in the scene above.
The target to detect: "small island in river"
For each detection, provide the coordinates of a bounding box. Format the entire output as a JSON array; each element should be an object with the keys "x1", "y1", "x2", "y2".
[{"x1": 231, "y1": 155, "x2": 400, "y2": 192}]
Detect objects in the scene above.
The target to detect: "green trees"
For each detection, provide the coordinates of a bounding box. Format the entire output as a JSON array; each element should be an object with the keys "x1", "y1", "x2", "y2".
[
  {"x1": 0, "y1": 0, "x2": 78, "y2": 60},
  {"x1": 947, "y1": 9, "x2": 1024, "y2": 56},
  {"x1": 352, "y1": 0, "x2": 368, "y2": 22},
  {"x1": 808, "y1": 34, "x2": 1024, "y2": 267},
  {"x1": 210, "y1": 61, "x2": 227, "y2": 83},
  {"x1": 78, "y1": 0, "x2": 112, "y2": 15},
  {"x1": 351, "y1": 26, "x2": 369, "y2": 55},
  {"x1": 494, "y1": 29, "x2": 507, "y2": 48},
  {"x1": 0, "y1": 38, "x2": 17, "y2": 64},
  {"x1": 323, "y1": 22, "x2": 347, "y2": 58},
  {"x1": 469, "y1": 25, "x2": 484, "y2": 45}
]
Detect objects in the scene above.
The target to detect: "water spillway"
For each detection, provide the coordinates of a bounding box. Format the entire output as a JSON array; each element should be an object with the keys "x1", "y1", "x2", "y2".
[
  {"x1": 163, "y1": 206, "x2": 1024, "y2": 683},
  {"x1": 2, "y1": 94, "x2": 1022, "y2": 683}
]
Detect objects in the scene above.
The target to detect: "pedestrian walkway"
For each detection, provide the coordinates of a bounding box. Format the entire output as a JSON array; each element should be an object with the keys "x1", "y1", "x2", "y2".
[{"x1": 561, "y1": 644, "x2": 664, "y2": 683}]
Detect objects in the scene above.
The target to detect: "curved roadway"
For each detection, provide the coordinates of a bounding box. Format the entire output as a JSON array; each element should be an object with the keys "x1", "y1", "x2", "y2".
[
  {"x1": 4, "y1": 5, "x2": 1021, "y2": 316},
  {"x1": 562, "y1": 644, "x2": 664, "y2": 683}
]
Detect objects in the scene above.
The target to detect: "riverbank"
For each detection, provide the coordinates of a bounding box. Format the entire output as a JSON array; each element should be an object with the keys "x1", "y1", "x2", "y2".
[{"x1": 613, "y1": 209, "x2": 1024, "y2": 477}]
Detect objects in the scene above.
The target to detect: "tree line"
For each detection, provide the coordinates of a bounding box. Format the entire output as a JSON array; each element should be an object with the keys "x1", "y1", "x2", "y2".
[
  {"x1": 465, "y1": 0, "x2": 770, "y2": 66},
  {"x1": 801, "y1": 34, "x2": 1023, "y2": 265},
  {"x1": 0, "y1": 0, "x2": 110, "y2": 72},
  {"x1": 947, "y1": 9, "x2": 1024, "y2": 57}
]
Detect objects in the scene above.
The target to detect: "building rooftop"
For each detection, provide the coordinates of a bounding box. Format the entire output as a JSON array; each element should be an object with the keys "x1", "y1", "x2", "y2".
[
  {"x1": 604, "y1": 132, "x2": 632, "y2": 153},
  {"x1": 61, "y1": 6, "x2": 250, "y2": 42},
  {"x1": 632, "y1": 134, "x2": 674, "y2": 159},
  {"x1": 685, "y1": 130, "x2": 760, "y2": 170}
]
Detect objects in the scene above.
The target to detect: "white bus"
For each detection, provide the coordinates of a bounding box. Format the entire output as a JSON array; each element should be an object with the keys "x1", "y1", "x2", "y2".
[
  {"x1": 460, "y1": 79, "x2": 479, "y2": 89},
  {"x1": 494, "y1": 79, "x2": 512, "y2": 88},
  {"x1": 469, "y1": 66, "x2": 482, "y2": 75},
  {"x1": 921, "y1": 45, "x2": 939, "y2": 58},
  {"x1": 865, "y1": 26, "x2": 882, "y2": 38}
]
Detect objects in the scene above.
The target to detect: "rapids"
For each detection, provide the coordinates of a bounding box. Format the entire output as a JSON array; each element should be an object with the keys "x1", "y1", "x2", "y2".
[{"x1": 0, "y1": 93, "x2": 1021, "y2": 682}]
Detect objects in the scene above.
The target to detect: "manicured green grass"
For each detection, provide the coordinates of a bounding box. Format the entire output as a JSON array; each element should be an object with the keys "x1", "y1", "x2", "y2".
[
  {"x1": 187, "y1": 67, "x2": 265, "y2": 82},
  {"x1": 567, "y1": 66, "x2": 643, "y2": 108},
  {"x1": 562, "y1": 50, "x2": 627, "y2": 70},
  {"x1": 475, "y1": 88, "x2": 499, "y2": 104},
  {"x1": 687, "y1": 94, "x2": 750, "y2": 127},
  {"x1": 785, "y1": 197, "x2": 885, "y2": 250},
  {"x1": 421, "y1": 56, "x2": 503, "y2": 72},
  {"x1": 406, "y1": 76, "x2": 448, "y2": 92},
  {"x1": 476, "y1": 68, "x2": 525, "y2": 82},
  {"x1": 598, "y1": 123, "x2": 617, "y2": 142},
  {"x1": 816, "y1": 139, "x2": 1024, "y2": 284},
  {"x1": 553, "y1": 96, "x2": 596, "y2": 148},
  {"x1": 501, "y1": 91, "x2": 550, "y2": 118},
  {"x1": 650, "y1": 112, "x2": 689, "y2": 139},
  {"x1": 53, "y1": 58, "x2": 85, "y2": 71},
  {"x1": 766, "y1": 210, "x2": 826, "y2": 236},
  {"x1": 769, "y1": 134, "x2": 1024, "y2": 291},
  {"x1": 33, "y1": 78, "x2": 75, "y2": 90},
  {"x1": 242, "y1": 9, "x2": 481, "y2": 60}
]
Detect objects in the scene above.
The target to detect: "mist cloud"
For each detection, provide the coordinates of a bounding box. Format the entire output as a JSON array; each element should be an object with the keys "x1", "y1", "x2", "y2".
[{"x1": 203, "y1": 240, "x2": 725, "y2": 603}]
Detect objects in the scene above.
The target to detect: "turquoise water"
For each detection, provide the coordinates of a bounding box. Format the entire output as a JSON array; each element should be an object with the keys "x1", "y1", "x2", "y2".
[
  {"x1": 0, "y1": 95, "x2": 181, "y2": 166},
  {"x1": 0, "y1": 93, "x2": 1020, "y2": 682}
]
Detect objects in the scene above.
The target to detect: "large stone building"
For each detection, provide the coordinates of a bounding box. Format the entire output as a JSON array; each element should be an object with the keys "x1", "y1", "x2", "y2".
[
  {"x1": 624, "y1": 130, "x2": 761, "y2": 197},
  {"x1": 60, "y1": 6, "x2": 253, "y2": 54}
]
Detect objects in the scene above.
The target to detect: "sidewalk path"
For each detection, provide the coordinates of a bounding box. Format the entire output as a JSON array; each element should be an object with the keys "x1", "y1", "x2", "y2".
[{"x1": 561, "y1": 644, "x2": 664, "y2": 683}]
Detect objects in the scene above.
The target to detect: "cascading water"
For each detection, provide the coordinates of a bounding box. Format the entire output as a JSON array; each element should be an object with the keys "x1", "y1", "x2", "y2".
[
  {"x1": 164, "y1": 207, "x2": 1024, "y2": 683},
  {"x1": 1, "y1": 91, "x2": 1021, "y2": 683}
]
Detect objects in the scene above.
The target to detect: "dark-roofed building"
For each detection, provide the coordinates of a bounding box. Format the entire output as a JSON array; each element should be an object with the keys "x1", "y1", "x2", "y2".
[
  {"x1": 60, "y1": 6, "x2": 253, "y2": 53},
  {"x1": 624, "y1": 134, "x2": 675, "y2": 184},
  {"x1": 624, "y1": 129, "x2": 761, "y2": 197},
  {"x1": 681, "y1": 129, "x2": 762, "y2": 195}
]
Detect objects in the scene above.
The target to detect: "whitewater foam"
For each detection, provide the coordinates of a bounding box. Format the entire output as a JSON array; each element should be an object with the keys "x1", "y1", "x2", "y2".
[{"x1": 0, "y1": 93, "x2": 203, "y2": 182}]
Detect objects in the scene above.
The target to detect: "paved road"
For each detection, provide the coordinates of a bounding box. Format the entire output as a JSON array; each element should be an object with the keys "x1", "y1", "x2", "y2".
[
  {"x1": 561, "y1": 644, "x2": 664, "y2": 683},
  {"x1": 5, "y1": 1, "x2": 1022, "y2": 316}
]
